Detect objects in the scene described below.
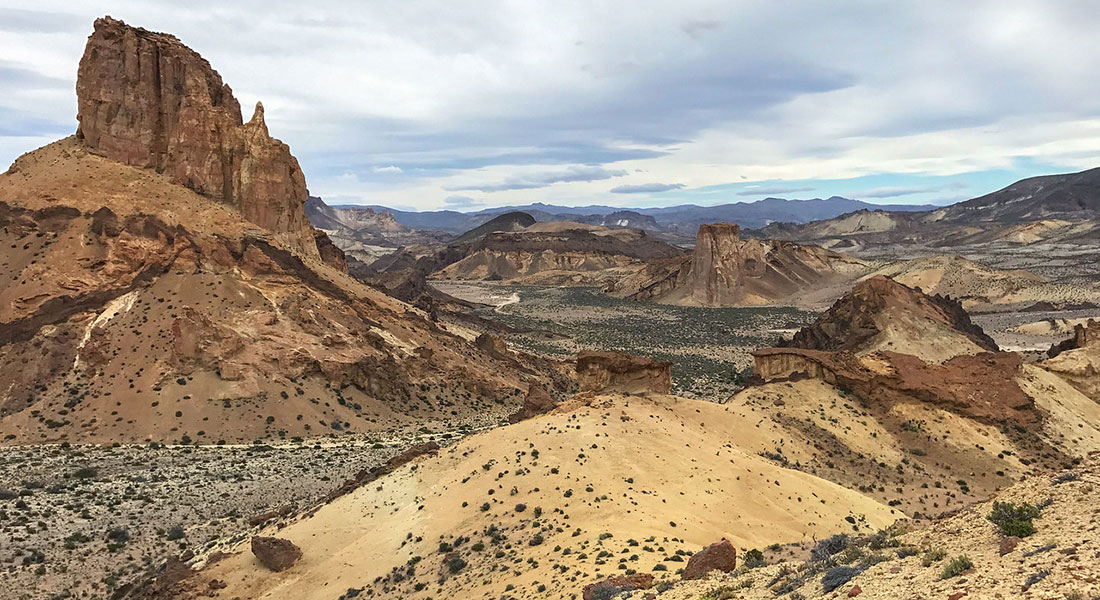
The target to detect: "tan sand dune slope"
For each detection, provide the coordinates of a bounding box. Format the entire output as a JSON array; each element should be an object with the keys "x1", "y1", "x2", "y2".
[{"x1": 191, "y1": 393, "x2": 901, "y2": 600}]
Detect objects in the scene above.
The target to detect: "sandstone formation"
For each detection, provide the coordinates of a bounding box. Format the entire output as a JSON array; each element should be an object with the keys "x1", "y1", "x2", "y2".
[
  {"x1": 752, "y1": 348, "x2": 1036, "y2": 426},
  {"x1": 1047, "y1": 318, "x2": 1100, "y2": 358},
  {"x1": 251, "y1": 536, "x2": 302, "y2": 572},
  {"x1": 76, "y1": 17, "x2": 324, "y2": 262},
  {"x1": 781, "y1": 275, "x2": 998, "y2": 362},
  {"x1": 507, "y1": 384, "x2": 557, "y2": 423},
  {"x1": 576, "y1": 350, "x2": 672, "y2": 394},
  {"x1": 681, "y1": 539, "x2": 737, "y2": 580},
  {"x1": 607, "y1": 223, "x2": 867, "y2": 307}
]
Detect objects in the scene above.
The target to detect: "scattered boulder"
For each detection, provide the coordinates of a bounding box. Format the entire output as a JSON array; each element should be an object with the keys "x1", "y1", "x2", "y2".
[
  {"x1": 577, "y1": 350, "x2": 671, "y2": 394},
  {"x1": 681, "y1": 539, "x2": 737, "y2": 580},
  {"x1": 582, "y1": 573, "x2": 654, "y2": 600},
  {"x1": 508, "y1": 384, "x2": 557, "y2": 423},
  {"x1": 251, "y1": 536, "x2": 302, "y2": 572},
  {"x1": 848, "y1": 584, "x2": 863, "y2": 597}
]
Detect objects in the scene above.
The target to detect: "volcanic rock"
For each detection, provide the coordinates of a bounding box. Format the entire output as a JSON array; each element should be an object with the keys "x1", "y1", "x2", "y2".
[
  {"x1": 76, "y1": 17, "x2": 320, "y2": 260},
  {"x1": 508, "y1": 384, "x2": 557, "y2": 423},
  {"x1": 681, "y1": 539, "x2": 737, "y2": 580},
  {"x1": 251, "y1": 536, "x2": 302, "y2": 572},
  {"x1": 576, "y1": 351, "x2": 671, "y2": 394}
]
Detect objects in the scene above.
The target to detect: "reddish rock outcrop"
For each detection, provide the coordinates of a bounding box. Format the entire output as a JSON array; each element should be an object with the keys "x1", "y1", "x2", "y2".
[
  {"x1": 508, "y1": 384, "x2": 557, "y2": 423},
  {"x1": 753, "y1": 348, "x2": 1036, "y2": 426},
  {"x1": 251, "y1": 536, "x2": 302, "y2": 572},
  {"x1": 582, "y1": 573, "x2": 654, "y2": 600},
  {"x1": 75, "y1": 17, "x2": 321, "y2": 260},
  {"x1": 681, "y1": 539, "x2": 737, "y2": 580},
  {"x1": 782, "y1": 275, "x2": 998, "y2": 354},
  {"x1": 577, "y1": 351, "x2": 671, "y2": 394},
  {"x1": 1047, "y1": 319, "x2": 1100, "y2": 358}
]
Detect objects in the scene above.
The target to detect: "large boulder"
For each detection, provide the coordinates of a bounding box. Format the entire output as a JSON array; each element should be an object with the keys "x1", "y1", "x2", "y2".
[
  {"x1": 251, "y1": 536, "x2": 302, "y2": 572},
  {"x1": 508, "y1": 384, "x2": 557, "y2": 423},
  {"x1": 75, "y1": 17, "x2": 322, "y2": 261},
  {"x1": 681, "y1": 539, "x2": 737, "y2": 580},
  {"x1": 1047, "y1": 319, "x2": 1100, "y2": 358},
  {"x1": 576, "y1": 350, "x2": 671, "y2": 394}
]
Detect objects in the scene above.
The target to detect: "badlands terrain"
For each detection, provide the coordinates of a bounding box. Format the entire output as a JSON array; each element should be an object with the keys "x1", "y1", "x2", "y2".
[{"x1": 1, "y1": 14, "x2": 1099, "y2": 600}]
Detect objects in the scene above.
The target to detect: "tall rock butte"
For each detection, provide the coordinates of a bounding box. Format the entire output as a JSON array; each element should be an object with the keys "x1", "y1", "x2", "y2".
[{"x1": 75, "y1": 16, "x2": 329, "y2": 263}]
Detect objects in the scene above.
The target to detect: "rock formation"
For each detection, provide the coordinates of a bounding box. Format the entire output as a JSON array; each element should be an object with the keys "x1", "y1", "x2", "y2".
[
  {"x1": 781, "y1": 275, "x2": 998, "y2": 362},
  {"x1": 251, "y1": 536, "x2": 302, "y2": 572},
  {"x1": 681, "y1": 539, "x2": 738, "y2": 580},
  {"x1": 1047, "y1": 318, "x2": 1100, "y2": 358},
  {"x1": 752, "y1": 348, "x2": 1036, "y2": 426},
  {"x1": 507, "y1": 384, "x2": 557, "y2": 423},
  {"x1": 576, "y1": 351, "x2": 671, "y2": 394},
  {"x1": 75, "y1": 17, "x2": 325, "y2": 262},
  {"x1": 607, "y1": 223, "x2": 867, "y2": 307}
]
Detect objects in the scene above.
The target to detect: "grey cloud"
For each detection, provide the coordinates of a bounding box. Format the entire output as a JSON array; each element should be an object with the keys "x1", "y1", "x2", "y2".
[
  {"x1": 443, "y1": 195, "x2": 481, "y2": 208},
  {"x1": 610, "y1": 183, "x2": 684, "y2": 193},
  {"x1": 736, "y1": 185, "x2": 815, "y2": 197},
  {"x1": 446, "y1": 165, "x2": 627, "y2": 193}
]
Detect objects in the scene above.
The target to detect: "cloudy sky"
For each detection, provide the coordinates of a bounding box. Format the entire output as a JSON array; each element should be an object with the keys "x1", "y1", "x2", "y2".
[{"x1": 3, "y1": 1, "x2": 1100, "y2": 211}]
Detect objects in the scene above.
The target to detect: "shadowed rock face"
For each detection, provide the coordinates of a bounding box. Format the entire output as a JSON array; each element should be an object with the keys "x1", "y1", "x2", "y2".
[
  {"x1": 1048, "y1": 318, "x2": 1100, "y2": 358},
  {"x1": 76, "y1": 17, "x2": 320, "y2": 261},
  {"x1": 782, "y1": 275, "x2": 999, "y2": 355},
  {"x1": 576, "y1": 350, "x2": 671, "y2": 394}
]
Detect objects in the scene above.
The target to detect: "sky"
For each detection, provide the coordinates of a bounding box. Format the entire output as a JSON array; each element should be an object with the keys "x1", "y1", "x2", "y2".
[{"x1": 3, "y1": 1, "x2": 1100, "y2": 212}]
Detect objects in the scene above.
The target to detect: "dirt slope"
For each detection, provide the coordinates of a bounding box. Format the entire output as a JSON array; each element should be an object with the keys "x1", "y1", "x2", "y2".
[
  {"x1": 183, "y1": 393, "x2": 901, "y2": 600},
  {"x1": 0, "y1": 140, "x2": 568, "y2": 445}
]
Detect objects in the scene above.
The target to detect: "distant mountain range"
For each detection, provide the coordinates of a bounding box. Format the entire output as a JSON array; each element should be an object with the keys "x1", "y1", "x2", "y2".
[{"x1": 335, "y1": 196, "x2": 935, "y2": 234}]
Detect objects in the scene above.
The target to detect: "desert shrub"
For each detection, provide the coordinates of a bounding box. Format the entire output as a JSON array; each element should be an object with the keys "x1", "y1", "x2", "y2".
[
  {"x1": 940, "y1": 555, "x2": 971, "y2": 579},
  {"x1": 446, "y1": 555, "x2": 467, "y2": 574},
  {"x1": 987, "y1": 501, "x2": 1040, "y2": 537},
  {"x1": 1053, "y1": 471, "x2": 1079, "y2": 485},
  {"x1": 587, "y1": 582, "x2": 623, "y2": 600},
  {"x1": 71, "y1": 467, "x2": 98, "y2": 479},
  {"x1": 921, "y1": 547, "x2": 946, "y2": 567},
  {"x1": 896, "y1": 546, "x2": 919, "y2": 559},
  {"x1": 821, "y1": 565, "x2": 862, "y2": 593},
  {"x1": 165, "y1": 524, "x2": 185, "y2": 541},
  {"x1": 810, "y1": 534, "x2": 849, "y2": 562},
  {"x1": 743, "y1": 548, "x2": 765, "y2": 568}
]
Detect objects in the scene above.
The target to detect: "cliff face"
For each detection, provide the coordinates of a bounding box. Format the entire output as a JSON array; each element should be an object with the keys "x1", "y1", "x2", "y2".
[
  {"x1": 576, "y1": 351, "x2": 671, "y2": 394},
  {"x1": 75, "y1": 17, "x2": 322, "y2": 262},
  {"x1": 684, "y1": 223, "x2": 763, "y2": 305},
  {"x1": 607, "y1": 222, "x2": 867, "y2": 306}
]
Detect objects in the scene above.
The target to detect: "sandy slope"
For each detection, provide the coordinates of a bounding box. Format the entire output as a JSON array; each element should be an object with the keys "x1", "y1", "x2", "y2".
[{"x1": 195, "y1": 393, "x2": 901, "y2": 600}]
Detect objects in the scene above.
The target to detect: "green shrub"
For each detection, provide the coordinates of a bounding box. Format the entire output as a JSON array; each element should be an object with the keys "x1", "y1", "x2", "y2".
[
  {"x1": 743, "y1": 548, "x2": 765, "y2": 568},
  {"x1": 940, "y1": 555, "x2": 972, "y2": 579},
  {"x1": 920, "y1": 547, "x2": 946, "y2": 567},
  {"x1": 987, "y1": 501, "x2": 1040, "y2": 537}
]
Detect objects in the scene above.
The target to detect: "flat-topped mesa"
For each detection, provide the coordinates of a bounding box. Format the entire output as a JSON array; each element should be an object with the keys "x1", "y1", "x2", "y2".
[
  {"x1": 576, "y1": 350, "x2": 671, "y2": 394},
  {"x1": 75, "y1": 16, "x2": 327, "y2": 263}
]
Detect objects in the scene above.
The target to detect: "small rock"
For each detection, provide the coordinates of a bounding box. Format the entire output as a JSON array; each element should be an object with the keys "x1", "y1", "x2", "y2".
[
  {"x1": 948, "y1": 592, "x2": 967, "y2": 600},
  {"x1": 251, "y1": 536, "x2": 302, "y2": 572},
  {"x1": 999, "y1": 535, "x2": 1020, "y2": 556},
  {"x1": 848, "y1": 584, "x2": 862, "y2": 597}
]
